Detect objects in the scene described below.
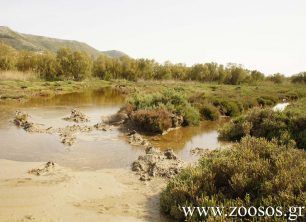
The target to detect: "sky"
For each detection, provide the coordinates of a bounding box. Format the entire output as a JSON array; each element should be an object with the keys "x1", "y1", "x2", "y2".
[{"x1": 0, "y1": 0, "x2": 305, "y2": 76}]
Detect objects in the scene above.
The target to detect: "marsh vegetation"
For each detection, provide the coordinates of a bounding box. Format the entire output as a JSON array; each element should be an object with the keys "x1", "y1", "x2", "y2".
[{"x1": 0, "y1": 42, "x2": 305, "y2": 222}]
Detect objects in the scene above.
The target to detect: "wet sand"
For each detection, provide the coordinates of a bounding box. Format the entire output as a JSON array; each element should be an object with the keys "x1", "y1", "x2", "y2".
[{"x1": 0, "y1": 159, "x2": 169, "y2": 222}]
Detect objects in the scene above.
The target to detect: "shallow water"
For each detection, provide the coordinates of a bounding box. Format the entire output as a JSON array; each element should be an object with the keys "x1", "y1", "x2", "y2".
[{"x1": 0, "y1": 88, "x2": 227, "y2": 170}]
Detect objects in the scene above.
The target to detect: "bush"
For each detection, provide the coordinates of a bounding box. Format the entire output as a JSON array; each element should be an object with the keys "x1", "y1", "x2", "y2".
[
  {"x1": 36, "y1": 53, "x2": 58, "y2": 80},
  {"x1": 257, "y1": 96, "x2": 277, "y2": 107},
  {"x1": 56, "y1": 48, "x2": 92, "y2": 81},
  {"x1": 267, "y1": 73, "x2": 286, "y2": 84},
  {"x1": 93, "y1": 55, "x2": 115, "y2": 80},
  {"x1": 0, "y1": 43, "x2": 16, "y2": 71},
  {"x1": 213, "y1": 99, "x2": 241, "y2": 117},
  {"x1": 130, "y1": 108, "x2": 172, "y2": 133},
  {"x1": 160, "y1": 136, "x2": 306, "y2": 221},
  {"x1": 218, "y1": 107, "x2": 306, "y2": 149},
  {"x1": 177, "y1": 104, "x2": 200, "y2": 126},
  {"x1": 129, "y1": 89, "x2": 200, "y2": 127},
  {"x1": 16, "y1": 51, "x2": 38, "y2": 72},
  {"x1": 291, "y1": 72, "x2": 306, "y2": 85},
  {"x1": 199, "y1": 103, "x2": 220, "y2": 120}
]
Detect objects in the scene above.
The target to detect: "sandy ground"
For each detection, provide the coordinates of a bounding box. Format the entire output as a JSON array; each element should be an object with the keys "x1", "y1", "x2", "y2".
[{"x1": 0, "y1": 159, "x2": 169, "y2": 222}]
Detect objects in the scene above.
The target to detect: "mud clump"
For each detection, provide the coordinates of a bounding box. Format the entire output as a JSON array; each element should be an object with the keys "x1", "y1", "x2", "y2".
[
  {"x1": 57, "y1": 125, "x2": 94, "y2": 134},
  {"x1": 128, "y1": 130, "x2": 150, "y2": 147},
  {"x1": 14, "y1": 111, "x2": 51, "y2": 133},
  {"x1": 13, "y1": 110, "x2": 114, "y2": 147},
  {"x1": 28, "y1": 161, "x2": 55, "y2": 176},
  {"x1": 63, "y1": 109, "x2": 89, "y2": 123},
  {"x1": 190, "y1": 147, "x2": 210, "y2": 156},
  {"x1": 132, "y1": 146, "x2": 185, "y2": 181},
  {"x1": 171, "y1": 114, "x2": 184, "y2": 128},
  {"x1": 114, "y1": 84, "x2": 135, "y2": 94},
  {"x1": 94, "y1": 122, "x2": 111, "y2": 131},
  {"x1": 103, "y1": 108, "x2": 128, "y2": 126},
  {"x1": 57, "y1": 125, "x2": 94, "y2": 146},
  {"x1": 59, "y1": 132, "x2": 76, "y2": 146}
]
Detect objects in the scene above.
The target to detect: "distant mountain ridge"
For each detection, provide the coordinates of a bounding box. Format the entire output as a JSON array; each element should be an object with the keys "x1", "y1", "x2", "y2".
[{"x1": 0, "y1": 26, "x2": 127, "y2": 58}]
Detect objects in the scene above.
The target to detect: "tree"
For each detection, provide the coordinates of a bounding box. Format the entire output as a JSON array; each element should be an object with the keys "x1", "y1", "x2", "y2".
[
  {"x1": 56, "y1": 48, "x2": 92, "y2": 81},
  {"x1": 291, "y1": 72, "x2": 306, "y2": 84},
  {"x1": 267, "y1": 73, "x2": 285, "y2": 84},
  {"x1": 36, "y1": 52, "x2": 58, "y2": 80},
  {"x1": 0, "y1": 42, "x2": 16, "y2": 71},
  {"x1": 16, "y1": 51, "x2": 38, "y2": 72},
  {"x1": 250, "y1": 70, "x2": 265, "y2": 83},
  {"x1": 225, "y1": 64, "x2": 248, "y2": 85},
  {"x1": 136, "y1": 59, "x2": 157, "y2": 80},
  {"x1": 70, "y1": 51, "x2": 92, "y2": 80},
  {"x1": 93, "y1": 55, "x2": 114, "y2": 80},
  {"x1": 118, "y1": 56, "x2": 138, "y2": 81}
]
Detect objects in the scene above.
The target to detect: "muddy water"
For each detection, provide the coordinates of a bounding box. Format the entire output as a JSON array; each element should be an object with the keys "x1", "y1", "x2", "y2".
[
  {"x1": 0, "y1": 88, "x2": 227, "y2": 170},
  {"x1": 146, "y1": 119, "x2": 229, "y2": 163}
]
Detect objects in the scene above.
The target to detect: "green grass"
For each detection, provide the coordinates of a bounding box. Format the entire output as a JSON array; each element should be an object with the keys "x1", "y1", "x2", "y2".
[
  {"x1": 116, "y1": 80, "x2": 305, "y2": 116},
  {"x1": 0, "y1": 78, "x2": 111, "y2": 103}
]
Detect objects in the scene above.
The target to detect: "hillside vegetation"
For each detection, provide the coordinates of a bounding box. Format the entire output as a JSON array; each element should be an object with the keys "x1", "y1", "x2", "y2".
[
  {"x1": 0, "y1": 26, "x2": 126, "y2": 58},
  {"x1": 1, "y1": 40, "x2": 306, "y2": 84}
]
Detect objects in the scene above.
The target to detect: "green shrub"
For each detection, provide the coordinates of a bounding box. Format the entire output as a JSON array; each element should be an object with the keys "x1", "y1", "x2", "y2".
[
  {"x1": 213, "y1": 99, "x2": 241, "y2": 117},
  {"x1": 257, "y1": 96, "x2": 277, "y2": 106},
  {"x1": 177, "y1": 104, "x2": 200, "y2": 126},
  {"x1": 242, "y1": 98, "x2": 258, "y2": 110},
  {"x1": 129, "y1": 89, "x2": 200, "y2": 127},
  {"x1": 160, "y1": 136, "x2": 306, "y2": 221},
  {"x1": 219, "y1": 107, "x2": 306, "y2": 149},
  {"x1": 291, "y1": 72, "x2": 306, "y2": 85},
  {"x1": 199, "y1": 103, "x2": 220, "y2": 120},
  {"x1": 0, "y1": 43, "x2": 16, "y2": 71},
  {"x1": 36, "y1": 52, "x2": 58, "y2": 80},
  {"x1": 56, "y1": 48, "x2": 92, "y2": 81},
  {"x1": 130, "y1": 108, "x2": 172, "y2": 133}
]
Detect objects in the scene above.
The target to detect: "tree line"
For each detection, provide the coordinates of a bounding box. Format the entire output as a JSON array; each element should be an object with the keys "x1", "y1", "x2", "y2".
[{"x1": 0, "y1": 42, "x2": 304, "y2": 84}]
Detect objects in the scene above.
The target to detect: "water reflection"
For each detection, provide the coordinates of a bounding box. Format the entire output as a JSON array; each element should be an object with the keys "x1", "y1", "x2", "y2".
[
  {"x1": 0, "y1": 88, "x2": 142, "y2": 170},
  {"x1": 24, "y1": 87, "x2": 125, "y2": 107},
  {"x1": 146, "y1": 119, "x2": 229, "y2": 162}
]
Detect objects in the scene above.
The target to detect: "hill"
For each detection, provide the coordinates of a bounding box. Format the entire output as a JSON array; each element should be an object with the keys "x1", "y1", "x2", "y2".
[{"x1": 0, "y1": 26, "x2": 127, "y2": 58}]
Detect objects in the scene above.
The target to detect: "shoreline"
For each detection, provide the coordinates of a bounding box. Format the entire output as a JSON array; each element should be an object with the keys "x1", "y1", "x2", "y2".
[
  {"x1": 0, "y1": 159, "x2": 169, "y2": 222},
  {"x1": 0, "y1": 79, "x2": 112, "y2": 105}
]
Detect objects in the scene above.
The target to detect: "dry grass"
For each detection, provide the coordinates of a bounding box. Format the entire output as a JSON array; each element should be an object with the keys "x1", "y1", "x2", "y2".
[{"x1": 0, "y1": 71, "x2": 39, "y2": 81}]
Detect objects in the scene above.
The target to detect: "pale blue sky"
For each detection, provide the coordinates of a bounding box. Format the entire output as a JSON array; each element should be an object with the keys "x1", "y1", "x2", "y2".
[{"x1": 1, "y1": 0, "x2": 305, "y2": 75}]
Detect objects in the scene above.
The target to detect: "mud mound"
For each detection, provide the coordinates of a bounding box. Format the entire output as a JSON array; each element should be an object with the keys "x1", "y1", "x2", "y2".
[
  {"x1": 190, "y1": 147, "x2": 210, "y2": 156},
  {"x1": 132, "y1": 146, "x2": 185, "y2": 181},
  {"x1": 102, "y1": 107, "x2": 128, "y2": 126},
  {"x1": 94, "y1": 122, "x2": 111, "y2": 131},
  {"x1": 14, "y1": 111, "x2": 52, "y2": 133},
  {"x1": 28, "y1": 161, "x2": 55, "y2": 176},
  {"x1": 63, "y1": 109, "x2": 89, "y2": 123},
  {"x1": 57, "y1": 125, "x2": 94, "y2": 134},
  {"x1": 128, "y1": 130, "x2": 150, "y2": 147},
  {"x1": 13, "y1": 110, "x2": 124, "y2": 146},
  {"x1": 59, "y1": 132, "x2": 76, "y2": 146},
  {"x1": 57, "y1": 125, "x2": 94, "y2": 146}
]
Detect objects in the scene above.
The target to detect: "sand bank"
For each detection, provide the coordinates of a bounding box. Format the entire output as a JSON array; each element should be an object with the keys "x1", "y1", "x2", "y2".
[{"x1": 0, "y1": 159, "x2": 168, "y2": 222}]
